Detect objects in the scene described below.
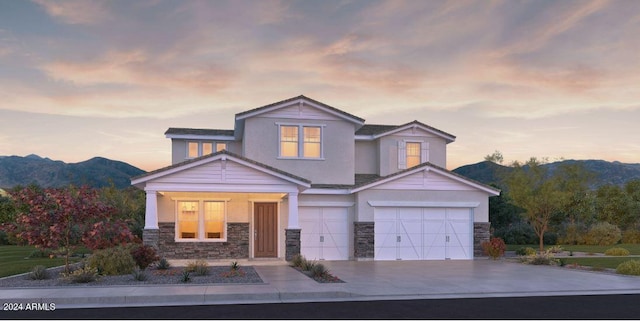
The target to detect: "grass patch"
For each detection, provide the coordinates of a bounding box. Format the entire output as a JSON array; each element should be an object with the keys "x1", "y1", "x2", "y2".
[
  {"x1": 0, "y1": 245, "x2": 82, "y2": 278},
  {"x1": 505, "y1": 244, "x2": 640, "y2": 255}
]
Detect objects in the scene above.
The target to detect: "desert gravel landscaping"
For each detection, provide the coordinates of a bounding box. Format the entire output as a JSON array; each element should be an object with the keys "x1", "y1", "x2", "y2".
[{"x1": 0, "y1": 265, "x2": 263, "y2": 287}]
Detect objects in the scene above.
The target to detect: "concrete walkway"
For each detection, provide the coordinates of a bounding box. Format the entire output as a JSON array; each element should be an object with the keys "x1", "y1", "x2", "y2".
[{"x1": 3, "y1": 260, "x2": 640, "y2": 309}]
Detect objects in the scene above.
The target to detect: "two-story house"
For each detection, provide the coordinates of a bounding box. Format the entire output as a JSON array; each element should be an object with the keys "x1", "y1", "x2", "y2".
[{"x1": 132, "y1": 95, "x2": 499, "y2": 261}]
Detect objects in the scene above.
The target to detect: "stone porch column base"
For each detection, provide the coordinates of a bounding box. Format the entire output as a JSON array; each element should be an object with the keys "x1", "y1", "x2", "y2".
[{"x1": 285, "y1": 229, "x2": 301, "y2": 261}]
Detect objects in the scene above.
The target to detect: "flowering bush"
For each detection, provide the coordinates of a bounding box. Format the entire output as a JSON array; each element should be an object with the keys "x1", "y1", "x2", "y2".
[{"x1": 481, "y1": 237, "x2": 506, "y2": 260}]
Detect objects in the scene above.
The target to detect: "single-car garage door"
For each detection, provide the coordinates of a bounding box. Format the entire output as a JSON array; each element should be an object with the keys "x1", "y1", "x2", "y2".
[
  {"x1": 374, "y1": 207, "x2": 473, "y2": 260},
  {"x1": 300, "y1": 207, "x2": 349, "y2": 260}
]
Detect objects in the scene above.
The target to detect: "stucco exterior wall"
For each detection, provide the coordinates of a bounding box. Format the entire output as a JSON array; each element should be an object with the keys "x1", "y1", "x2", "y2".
[
  {"x1": 242, "y1": 116, "x2": 355, "y2": 185},
  {"x1": 354, "y1": 189, "x2": 490, "y2": 222},
  {"x1": 355, "y1": 140, "x2": 378, "y2": 174}
]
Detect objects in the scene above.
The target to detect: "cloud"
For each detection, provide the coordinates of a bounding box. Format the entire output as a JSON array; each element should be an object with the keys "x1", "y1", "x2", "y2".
[{"x1": 33, "y1": 0, "x2": 112, "y2": 25}]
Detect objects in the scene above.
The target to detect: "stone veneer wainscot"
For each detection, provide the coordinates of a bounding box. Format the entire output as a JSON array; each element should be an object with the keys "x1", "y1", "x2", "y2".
[{"x1": 154, "y1": 222, "x2": 250, "y2": 259}]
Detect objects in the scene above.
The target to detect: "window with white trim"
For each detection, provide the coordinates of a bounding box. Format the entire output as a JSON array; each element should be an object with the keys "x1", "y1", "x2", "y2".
[
  {"x1": 176, "y1": 200, "x2": 227, "y2": 241},
  {"x1": 186, "y1": 141, "x2": 227, "y2": 159},
  {"x1": 398, "y1": 140, "x2": 428, "y2": 169},
  {"x1": 278, "y1": 124, "x2": 323, "y2": 159}
]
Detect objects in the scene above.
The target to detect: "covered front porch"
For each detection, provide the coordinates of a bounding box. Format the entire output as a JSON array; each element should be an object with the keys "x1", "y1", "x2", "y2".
[{"x1": 130, "y1": 151, "x2": 311, "y2": 261}]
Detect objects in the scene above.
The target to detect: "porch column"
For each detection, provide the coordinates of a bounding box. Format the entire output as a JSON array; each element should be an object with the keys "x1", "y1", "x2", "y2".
[
  {"x1": 285, "y1": 191, "x2": 301, "y2": 261},
  {"x1": 287, "y1": 191, "x2": 299, "y2": 229},
  {"x1": 144, "y1": 189, "x2": 159, "y2": 229},
  {"x1": 143, "y1": 188, "x2": 159, "y2": 248}
]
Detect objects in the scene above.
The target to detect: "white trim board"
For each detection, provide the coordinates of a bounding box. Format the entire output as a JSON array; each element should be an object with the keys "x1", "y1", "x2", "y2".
[{"x1": 367, "y1": 201, "x2": 480, "y2": 208}]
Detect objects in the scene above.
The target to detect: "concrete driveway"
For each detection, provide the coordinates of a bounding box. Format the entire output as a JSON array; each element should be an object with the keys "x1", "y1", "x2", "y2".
[{"x1": 2, "y1": 259, "x2": 640, "y2": 309}]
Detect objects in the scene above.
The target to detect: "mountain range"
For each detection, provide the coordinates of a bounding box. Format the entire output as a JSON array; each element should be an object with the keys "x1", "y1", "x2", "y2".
[
  {"x1": 452, "y1": 159, "x2": 640, "y2": 189},
  {"x1": 1, "y1": 155, "x2": 639, "y2": 190},
  {"x1": 0, "y1": 154, "x2": 145, "y2": 189}
]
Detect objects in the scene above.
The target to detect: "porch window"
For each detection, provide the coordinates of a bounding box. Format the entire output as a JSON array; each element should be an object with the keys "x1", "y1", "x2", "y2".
[
  {"x1": 176, "y1": 200, "x2": 228, "y2": 241},
  {"x1": 204, "y1": 201, "x2": 225, "y2": 239},
  {"x1": 178, "y1": 201, "x2": 199, "y2": 239},
  {"x1": 278, "y1": 124, "x2": 324, "y2": 159}
]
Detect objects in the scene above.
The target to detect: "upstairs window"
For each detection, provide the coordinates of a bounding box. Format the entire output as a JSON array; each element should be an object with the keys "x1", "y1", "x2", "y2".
[
  {"x1": 398, "y1": 140, "x2": 428, "y2": 169},
  {"x1": 406, "y1": 142, "x2": 421, "y2": 168},
  {"x1": 278, "y1": 124, "x2": 324, "y2": 159},
  {"x1": 280, "y1": 126, "x2": 299, "y2": 157},
  {"x1": 187, "y1": 141, "x2": 228, "y2": 159}
]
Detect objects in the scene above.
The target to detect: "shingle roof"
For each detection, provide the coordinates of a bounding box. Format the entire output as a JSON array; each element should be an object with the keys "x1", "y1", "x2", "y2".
[
  {"x1": 351, "y1": 162, "x2": 500, "y2": 194},
  {"x1": 131, "y1": 150, "x2": 311, "y2": 185},
  {"x1": 235, "y1": 95, "x2": 365, "y2": 123},
  {"x1": 310, "y1": 174, "x2": 381, "y2": 189},
  {"x1": 355, "y1": 124, "x2": 398, "y2": 135},
  {"x1": 164, "y1": 128, "x2": 235, "y2": 136},
  {"x1": 356, "y1": 121, "x2": 455, "y2": 140}
]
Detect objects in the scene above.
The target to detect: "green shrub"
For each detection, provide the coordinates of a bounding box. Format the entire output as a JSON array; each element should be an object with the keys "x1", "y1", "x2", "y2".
[
  {"x1": 300, "y1": 258, "x2": 317, "y2": 271},
  {"x1": 605, "y1": 247, "x2": 630, "y2": 256},
  {"x1": 179, "y1": 270, "x2": 191, "y2": 283},
  {"x1": 481, "y1": 237, "x2": 506, "y2": 259},
  {"x1": 616, "y1": 260, "x2": 640, "y2": 275},
  {"x1": 558, "y1": 222, "x2": 587, "y2": 245},
  {"x1": 87, "y1": 246, "x2": 137, "y2": 276},
  {"x1": 584, "y1": 222, "x2": 622, "y2": 246},
  {"x1": 290, "y1": 254, "x2": 304, "y2": 268},
  {"x1": 28, "y1": 265, "x2": 49, "y2": 280},
  {"x1": 311, "y1": 263, "x2": 328, "y2": 278},
  {"x1": 515, "y1": 247, "x2": 537, "y2": 256},
  {"x1": 548, "y1": 245, "x2": 563, "y2": 253},
  {"x1": 131, "y1": 267, "x2": 148, "y2": 281},
  {"x1": 230, "y1": 261, "x2": 240, "y2": 271},
  {"x1": 494, "y1": 223, "x2": 537, "y2": 245},
  {"x1": 622, "y1": 229, "x2": 640, "y2": 244},
  {"x1": 519, "y1": 251, "x2": 558, "y2": 265},
  {"x1": 130, "y1": 244, "x2": 159, "y2": 270},
  {"x1": 65, "y1": 266, "x2": 99, "y2": 283},
  {"x1": 28, "y1": 249, "x2": 51, "y2": 258},
  {"x1": 186, "y1": 259, "x2": 209, "y2": 276},
  {"x1": 156, "y1": 257, "x2": 171, "y2": 270}
]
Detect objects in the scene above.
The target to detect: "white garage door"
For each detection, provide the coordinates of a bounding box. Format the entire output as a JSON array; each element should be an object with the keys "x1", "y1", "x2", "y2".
[
  {"x1": 299, "y1": 207, "x2": 349, "y2": 260},
  {"x1": 374, "y1": 207, "x2": 473, "y2": 260}
]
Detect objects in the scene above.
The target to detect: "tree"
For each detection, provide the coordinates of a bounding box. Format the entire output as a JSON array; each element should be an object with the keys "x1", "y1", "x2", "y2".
[
  {"x1": 504, "y1": 158, "x2": 566, "y2": 252},
  {"x1": 484, "y1": 150, "x2": 504, "y2": 164},
  {"x1": 11, "y1": 185, "x2": 137, "y2": 273},
  {"x1": 595, "y1": 185, "x2": 634, "y2": 229},
  {"x1": 99, "y1": 185, "x2": 146, "y2": 239}
]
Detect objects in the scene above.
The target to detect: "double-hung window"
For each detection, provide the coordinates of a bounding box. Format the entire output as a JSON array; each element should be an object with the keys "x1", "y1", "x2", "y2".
[
  {"x1": 176, "y1": 200, "x2": 228, "y2": 241},
  {"x1": 278, "y1": 124, "x2": 323, "y2": 159},
  {"x1": 398, "y1": 140, "x2": 429, "y2": 169}
]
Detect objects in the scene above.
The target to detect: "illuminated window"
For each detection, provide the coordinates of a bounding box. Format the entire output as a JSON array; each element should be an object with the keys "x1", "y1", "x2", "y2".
[
  {"x1": 406, "y1": 142, "x2": 421, "y2": 168},
  {"x1": 178, "y1": 201, "x2": 199, "y2": 239},
  {"x1": 204, "y1": 201, "x2": 225, "y2": 239},
  {"x1": 176, "y1": 200, "x2": 227, "y2": 241},
  {"x1": 187, "y1": 141, "x2": 228, "y2": 158},
  {"x1": 202, "y1": 143, "x2": 213, "y2": 155},
  {"x1": 279, "y1": 125, "x2": 323, "y2": 159},
  {"x1": 280, "y1": 126, "x2": 299, "y2": 157},
  {"x1": 188, "y1": 142, "x2": 199, "y2": 158},
  {"x1": 303, "y1": 127, "x2": 321, "y2": 158}
]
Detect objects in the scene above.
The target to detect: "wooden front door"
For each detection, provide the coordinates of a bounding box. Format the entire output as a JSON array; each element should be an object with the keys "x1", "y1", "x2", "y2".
[{"x1": 254, "y1": 202, "x2": 278, "y2": 258}]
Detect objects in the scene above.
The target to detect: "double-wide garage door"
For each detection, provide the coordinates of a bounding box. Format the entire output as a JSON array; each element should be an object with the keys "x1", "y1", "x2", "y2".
[
  {"x1": 299, "y1": 207, "x2": 349, "y2": 260},
  {"x1": 374, "y1": 207, "x2": 473, "y2": 260}
]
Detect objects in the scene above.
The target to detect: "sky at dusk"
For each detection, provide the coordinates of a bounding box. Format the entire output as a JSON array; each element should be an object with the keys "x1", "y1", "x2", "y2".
[{"x1": 1, "y1": 0, "x2": 639, "y2": 172}]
